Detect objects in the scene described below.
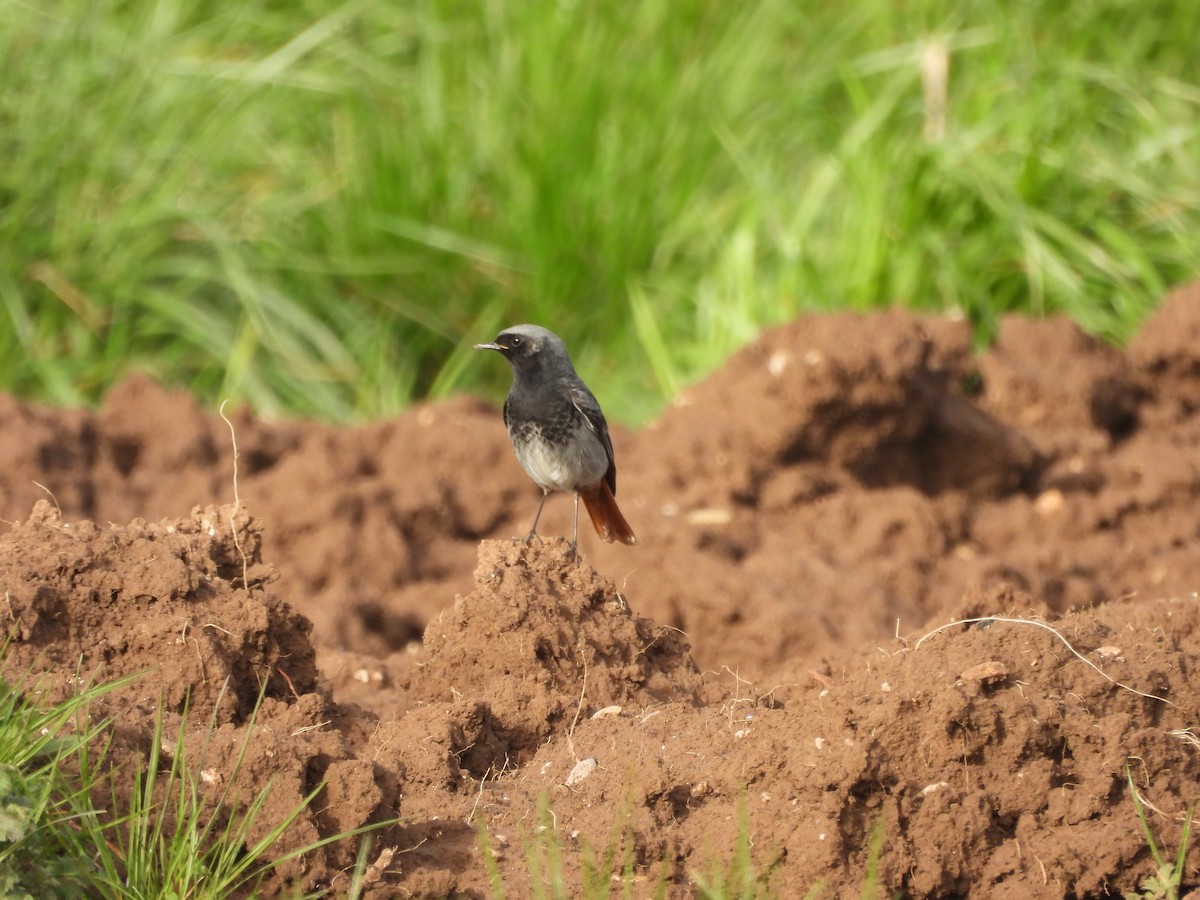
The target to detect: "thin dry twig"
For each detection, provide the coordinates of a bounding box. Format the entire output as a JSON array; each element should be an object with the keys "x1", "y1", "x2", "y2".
[
  {"x1": 275, "y1": 665, "x2": 301, "y2": 701},
  {"x1": 465, "y1": 765, "x2": 492, "y2": 826},
  {"x1": 915, "y1": 615, "x2": 1176, "y2": 707},
  {"x1": 32, "y1": 481, "x2": 63, "y2": 519},
  {"x1": 1169, "y1": 728, "x2": 1200, "y2": 751},
  {"x1": 192, "y1": 635, "x2": 207, "y2": 684},
  {"x1": 566, "y1": 644, "x2": 590, "y2": 760},
  {"x1": 218, "y1": 400, "x2": 251, "y2": 592}
]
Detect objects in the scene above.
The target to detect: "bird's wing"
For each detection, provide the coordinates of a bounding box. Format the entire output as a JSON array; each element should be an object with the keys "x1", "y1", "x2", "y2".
[{"x1": 565, "y1": 381, "x2": 618, "y2": 495}]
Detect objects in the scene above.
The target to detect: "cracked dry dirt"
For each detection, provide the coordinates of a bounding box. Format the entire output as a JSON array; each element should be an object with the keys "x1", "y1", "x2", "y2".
[{"x1": 2, "y1": 284, "x2": 1200, "y2": 897}]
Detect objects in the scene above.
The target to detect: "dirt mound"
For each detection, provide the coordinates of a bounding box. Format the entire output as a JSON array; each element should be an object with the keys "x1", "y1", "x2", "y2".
[
  {"x1": 643, "y1": 311, "x2": 1038, "y2": 505},
  {"x1": 0, "y1": 501, "x2": 382, "y2": 888},
  {"x1": 409, "y1": 538, "x2": 702, "y2": 763},
  {"x1": 498, "y1": 590, "x2": 1199, "y2": 899},
  {"x1": 0, "y1": 500, "x2": 309, "y2": 721},
  {"x1": 3, "y1": 284, "x2": 1200, "y2": 895},
  {"x1": 1129, "y1": 279, "x2": 1200, "y2": 423}
]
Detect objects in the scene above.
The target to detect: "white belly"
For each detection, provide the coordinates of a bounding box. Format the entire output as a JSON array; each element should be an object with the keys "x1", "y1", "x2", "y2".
[{"x1": 513, "y1": 426, "x2": 609, "y2": 492}]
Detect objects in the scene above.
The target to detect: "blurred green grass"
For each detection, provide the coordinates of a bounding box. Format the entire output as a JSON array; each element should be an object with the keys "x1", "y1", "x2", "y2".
[{"x1": 2, "y1": 0, "x2": 1197, "y2": 423}]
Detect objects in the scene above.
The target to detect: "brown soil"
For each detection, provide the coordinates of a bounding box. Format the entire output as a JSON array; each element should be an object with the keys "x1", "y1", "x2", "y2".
[{"x1": 3, "y1": 284, "x2": 1200, "y2": 897}]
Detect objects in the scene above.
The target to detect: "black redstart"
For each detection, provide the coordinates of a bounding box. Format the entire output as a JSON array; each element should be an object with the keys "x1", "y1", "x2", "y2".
[{"x1": 475, "y1": 324, "x2": 637, "y2": 554}]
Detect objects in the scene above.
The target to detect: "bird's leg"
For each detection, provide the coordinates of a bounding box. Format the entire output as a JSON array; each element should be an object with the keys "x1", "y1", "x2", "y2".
[
  {"x1": 570, "y1": 491, "x2": 582, "y2": 562},
  {"x1": 524, "y1": 489, "x2": 549, "y2": 545}
]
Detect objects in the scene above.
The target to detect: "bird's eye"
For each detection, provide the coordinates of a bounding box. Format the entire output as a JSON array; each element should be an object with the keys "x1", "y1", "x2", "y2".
[{"x1": 510, "y1": 336, "x2": 521, "y2": 346}]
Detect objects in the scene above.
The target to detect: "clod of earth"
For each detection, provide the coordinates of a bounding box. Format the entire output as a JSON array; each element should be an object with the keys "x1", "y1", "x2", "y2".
[{"x1": 3, "y1": 283, "x2": 1200, "y2": 895}]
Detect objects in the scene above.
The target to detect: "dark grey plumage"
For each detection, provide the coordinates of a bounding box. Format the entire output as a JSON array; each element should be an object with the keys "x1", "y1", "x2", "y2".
[{"x1": 475, "y1": 325, "x2": 636, "y2": 553}]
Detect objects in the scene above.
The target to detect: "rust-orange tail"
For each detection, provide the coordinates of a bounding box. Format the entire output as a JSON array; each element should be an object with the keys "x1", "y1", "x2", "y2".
[{"x1": 580, "y1": 480, "x2": 637, "y2": 546}]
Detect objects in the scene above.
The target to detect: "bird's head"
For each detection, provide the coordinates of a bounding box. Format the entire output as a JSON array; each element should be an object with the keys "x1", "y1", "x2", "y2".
[{"x1": 474, "y1": 324, "x2": 567, "y2": 371}]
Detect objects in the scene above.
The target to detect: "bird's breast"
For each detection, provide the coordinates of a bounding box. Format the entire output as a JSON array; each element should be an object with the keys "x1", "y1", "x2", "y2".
[{"x1": 508, "y1": 418, "x2": 608, "y2": 492}]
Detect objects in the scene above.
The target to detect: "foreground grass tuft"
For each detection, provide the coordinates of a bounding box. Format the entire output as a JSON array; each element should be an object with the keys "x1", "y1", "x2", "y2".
[
  {"x1": 0, "y1": 663, "x2": 393, "y2": 898},
  {"x1": 480, "y1": 793, "x2": 660, "y2": 900},
  {"x1": 0, "y1": 668, "x2": 135, "y2": 897},
  {"x1": 478, "y1": 791, "x2": 863, "y2": 898},
  {"x1": 691, "y1": 796, "x2": 788, "y2": 899},
  {"x1": 1125, "y1": 765, "x2": 1195, "y2": 900}
]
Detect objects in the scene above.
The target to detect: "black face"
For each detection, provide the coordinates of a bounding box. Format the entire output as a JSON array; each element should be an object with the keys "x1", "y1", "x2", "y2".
[
  {"x1": 475, "y1": 328, "x2": 544, "y2": 361},
  {"x1": 495, "y1": 331, "x2": 530, "y2": 354}
]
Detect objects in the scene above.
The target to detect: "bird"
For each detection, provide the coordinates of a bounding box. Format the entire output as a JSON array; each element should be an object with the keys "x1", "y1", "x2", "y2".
[{"x1": 475, "y1": 324, "x2": 637, "y2": 556}]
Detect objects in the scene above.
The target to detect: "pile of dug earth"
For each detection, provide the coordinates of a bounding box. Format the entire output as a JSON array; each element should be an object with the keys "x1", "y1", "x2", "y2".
[{"x1": 2, "y1": 284, "x2": 1199, "y2": 896}]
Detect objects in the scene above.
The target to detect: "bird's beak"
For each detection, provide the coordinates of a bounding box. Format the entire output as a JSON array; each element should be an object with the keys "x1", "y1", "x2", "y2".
[{"x1": 474, "y1": 341, "x2": 503, "y2": 351}]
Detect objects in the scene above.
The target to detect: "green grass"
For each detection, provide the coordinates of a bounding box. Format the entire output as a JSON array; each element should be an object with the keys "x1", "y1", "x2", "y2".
[
  {"x1": 2, "y1": 0, "x2": 1199, "y2": 422},
  {"x1": 0, "y1": 667, "x2": 138, "y2": 897},
  {"x1": 81, "y1": 680, "x2": 385, "y2": 898},
  {"x1": 1125, "y1": 765, "x2": 1195, "y2": 900},
  {"x1": 477, "y1": 793, "x2": 890, "y2": 898},
  {"x1": 0, "y1": 662, "x2": 393, "y2": 898},
  {"x1": 479, "y1": 793, "x2": 652, "y2": 900},
  {"x1": 691, "y1": 796, "x2": 789, "y2": 899}
]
